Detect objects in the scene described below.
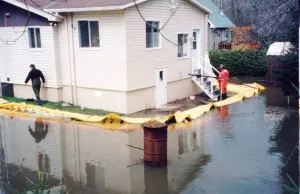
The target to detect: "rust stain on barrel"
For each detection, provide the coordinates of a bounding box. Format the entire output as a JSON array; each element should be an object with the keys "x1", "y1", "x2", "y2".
[{"x1": 143, "y1": 121, "x2": 168, "y2": 166}]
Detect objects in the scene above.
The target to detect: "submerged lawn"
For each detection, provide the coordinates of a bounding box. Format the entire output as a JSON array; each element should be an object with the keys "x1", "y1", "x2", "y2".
[{"x1": 2, "y1": 96, "x2": 119, "y2": 116}]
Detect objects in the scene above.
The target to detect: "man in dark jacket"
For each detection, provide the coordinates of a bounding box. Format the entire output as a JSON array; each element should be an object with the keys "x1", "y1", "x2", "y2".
[{"x1": 25, "y1": 64, "x2": 45, "y2": 105}]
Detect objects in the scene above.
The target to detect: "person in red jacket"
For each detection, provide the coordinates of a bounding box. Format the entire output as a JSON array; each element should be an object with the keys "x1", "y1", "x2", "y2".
[
  {"x1": 217, "y1": 105, "x2": 229, "y2": 121},
  {"x1": 218, "y1": 64, "x2": 229, "y2": 101}
]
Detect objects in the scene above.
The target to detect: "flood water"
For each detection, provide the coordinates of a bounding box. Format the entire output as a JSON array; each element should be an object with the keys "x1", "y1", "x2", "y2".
[{"x1": 0, "y1": 86, "x2": 298, "y2": 194}]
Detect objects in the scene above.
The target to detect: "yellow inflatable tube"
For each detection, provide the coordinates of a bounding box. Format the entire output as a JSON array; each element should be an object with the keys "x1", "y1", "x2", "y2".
[{"x1": 0, "y1": 80, "x2": 265, "y2": 124}]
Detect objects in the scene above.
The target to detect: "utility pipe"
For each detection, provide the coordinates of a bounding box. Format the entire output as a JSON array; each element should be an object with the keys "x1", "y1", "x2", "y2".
[{"x1": 70, "y1": 12, "x2": 78, "y2": 106}]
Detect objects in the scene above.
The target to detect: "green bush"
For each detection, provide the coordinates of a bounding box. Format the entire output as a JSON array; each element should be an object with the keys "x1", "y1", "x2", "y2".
[{"x1": 209, "y1": 50, "x2": 268, "y2": 76}]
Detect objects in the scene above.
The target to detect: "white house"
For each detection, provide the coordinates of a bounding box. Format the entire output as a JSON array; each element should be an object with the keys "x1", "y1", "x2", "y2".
[{"x1": 0, "y1": 0, "x2": 220, "y2": 114}]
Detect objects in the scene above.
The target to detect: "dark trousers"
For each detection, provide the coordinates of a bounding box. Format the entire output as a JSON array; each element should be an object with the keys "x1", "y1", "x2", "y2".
[
  {"x1": 218, "y1": 93, "x2": 227, "y2": 101},
  {"x1": 32, "y1": 85, "x2": 41, "y2": 101}
]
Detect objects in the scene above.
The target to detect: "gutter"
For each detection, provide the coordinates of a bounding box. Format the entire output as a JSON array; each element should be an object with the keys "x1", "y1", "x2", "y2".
[
  {"x1": 44, "y1": 0, "x2": 147, "y2": 13},
  {"x1": 44, "y1": 0, "x2": 213, "y2": 14}
]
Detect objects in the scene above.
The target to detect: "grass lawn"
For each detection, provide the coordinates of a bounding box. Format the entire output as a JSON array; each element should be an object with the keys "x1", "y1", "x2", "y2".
[{"x1": 2, "y1": 96, "x2": 119, "y2": 116}]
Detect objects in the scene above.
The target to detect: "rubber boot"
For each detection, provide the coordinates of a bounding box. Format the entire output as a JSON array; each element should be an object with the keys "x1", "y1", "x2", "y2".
[
  {"x1": 37, "y1": 97, "x2": 42, "y2": 106},
  {"x1": 218, "y1": 93, "x2": 228, "y2": 101}
]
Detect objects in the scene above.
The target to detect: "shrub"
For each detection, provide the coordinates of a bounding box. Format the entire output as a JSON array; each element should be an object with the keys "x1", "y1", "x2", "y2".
[{"x1": 209, "y1": 50, "x2": 268, "y2": 76}]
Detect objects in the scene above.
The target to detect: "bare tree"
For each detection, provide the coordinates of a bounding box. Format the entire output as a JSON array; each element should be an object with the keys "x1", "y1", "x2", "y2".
[
  {"x1": 212, "y1": 0, "x2": 299, "y2": 95},
  {"x1": 212, "y1": 0, "x2": 298, "y2": 46}
]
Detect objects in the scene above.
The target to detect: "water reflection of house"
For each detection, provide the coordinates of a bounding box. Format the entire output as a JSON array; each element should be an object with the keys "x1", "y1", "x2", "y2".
[
  {"x1": 0, "y1": 116, "x2": 63, "y2": 192},
  {"x1": 0, "y1": 114, "x2": 211, "y2": 193},
  {"x1": 59, "y1": 122, "x2": 210, "y2": 194}
]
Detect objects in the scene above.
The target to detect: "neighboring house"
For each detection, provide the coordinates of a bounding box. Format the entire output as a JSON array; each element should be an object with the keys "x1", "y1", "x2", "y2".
[
  {"x1": 197, "y1": 0, "x2": 234, "y2": 50},
  {"x1": 265, "y1": 42, "x2": 292, "y2": 83},
  {"x1": 0, "y1": 0, "x2": 219, "y2": 114}
]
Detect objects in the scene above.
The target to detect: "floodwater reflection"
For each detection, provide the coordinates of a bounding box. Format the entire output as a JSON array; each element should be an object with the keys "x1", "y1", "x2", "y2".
[
  {"x1": 0, "y1": 87, "x2": 298, "y2": 194},
  {"x1": 28, "y1": 118, "x2": 49, "y2": 143}
]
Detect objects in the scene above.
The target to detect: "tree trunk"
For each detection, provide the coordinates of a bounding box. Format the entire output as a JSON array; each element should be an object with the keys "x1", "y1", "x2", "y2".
[{"x1": 231, "y1": 0, "x2": 238, "y2": 25}]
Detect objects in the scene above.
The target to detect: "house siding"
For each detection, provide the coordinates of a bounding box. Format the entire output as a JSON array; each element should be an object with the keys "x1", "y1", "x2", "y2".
[
  {"x1": 53, "y1": 27, "x2": 63, "y2": 87},
  {"x1": 125, "y1": 0, "x2": 206, "y2": 91},
  {"x1": 0, "y1": 1, "x2": 49, "y2": 27},
  {"x1": 58, "y1": 11, "x2": 127, "y2": 91},
  {"x1": 0, "y1": 26, "x2": 60, "y2": 88}
]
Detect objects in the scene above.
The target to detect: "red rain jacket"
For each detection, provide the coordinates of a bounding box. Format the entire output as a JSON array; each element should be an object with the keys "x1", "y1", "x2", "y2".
[{"x1": 218, "y1": 69, "x2": 229, "y2": 94}]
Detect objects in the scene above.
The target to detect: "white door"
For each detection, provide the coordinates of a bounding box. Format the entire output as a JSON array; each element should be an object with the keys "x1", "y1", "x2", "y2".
[
  {"x1": 156, "y1": 68, "x2": 167, "y2": 108},
  {"x1": 192, "y1": 29, "x2": 201, "y2": 71}
]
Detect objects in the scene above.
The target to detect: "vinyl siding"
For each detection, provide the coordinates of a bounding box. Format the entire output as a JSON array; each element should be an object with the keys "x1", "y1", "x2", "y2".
[
  {"x1": 125, "y1": 0, "x2": 206, "y2": 90},
  {"x1": 53, "y1": 27, "x2": 63, "y2": 87},
  {"x1": 0, "y1": 26, "x2": 60, "y2": 88},
  {"x1": 57, "y1": 16, "x2": 71, "y2": 87},
  {"x1": 58, "y1": 11, "x2": 127, "y2": 91}
]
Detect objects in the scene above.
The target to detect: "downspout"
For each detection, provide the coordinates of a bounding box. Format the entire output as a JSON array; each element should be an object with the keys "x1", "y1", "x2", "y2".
[
  {"x1": 70, "y1": 12, "x2": 78, "y2": 106},
  {"x1": 56, "y1": 13, "x2": 74, "y2": 104},
  {"x1": 204, "y1": 14, "x2": 208, "y2": 54},
  {"x1": 203, "y1": 14, "x2": 208, "y2": 71}
]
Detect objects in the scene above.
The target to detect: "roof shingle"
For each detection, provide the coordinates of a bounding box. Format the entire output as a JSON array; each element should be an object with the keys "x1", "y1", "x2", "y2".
[{"x1": 197, "y1": 0, "x2": 234, "y2": 28}]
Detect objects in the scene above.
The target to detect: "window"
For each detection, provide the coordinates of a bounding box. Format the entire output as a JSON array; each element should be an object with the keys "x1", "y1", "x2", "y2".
[
  {"x1": 193, "y1": 32, "x2": 197, "y2": 50},
  {"x1": 226, "y1": 31, "x2": 229, "y2": 39},
  {"x1": 178, "y1": 34, "x2": 189, "y2": 58},
  {"x1": 28, "y1": 28, "x2": 41, "y2": 48},
  {"x1": 159, "y1": 70, "x2": 163, "y2": 81},
  {"x1": 146, "y1": 21, "x2": 160, "y2": 48},
  {"x1": 78, "y1": 20, "x2": 100, "y2": 48}
]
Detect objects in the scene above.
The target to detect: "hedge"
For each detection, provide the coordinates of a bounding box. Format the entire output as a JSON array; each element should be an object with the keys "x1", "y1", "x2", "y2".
[{"x1": 209, "y1": 50, "x2": 268, "y2": 76}]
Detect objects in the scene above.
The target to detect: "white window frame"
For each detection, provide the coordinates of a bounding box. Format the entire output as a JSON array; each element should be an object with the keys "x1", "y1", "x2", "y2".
[
  {"x1": 177, "y1": 33, "x2": 190, "y2": 59},
  {"x1": 77, "y1": 19, "x2": 100, "y2": 49},
  {"x1": 145, "y1": 21, "x2": 161, "y2": 50},
  {"x1": 28, "y1": 27, "x2": 42, "y2": 49}
]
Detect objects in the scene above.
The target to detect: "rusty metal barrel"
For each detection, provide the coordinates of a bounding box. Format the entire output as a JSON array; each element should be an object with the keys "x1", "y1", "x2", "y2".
[{"x1": 143, "y1": 121, "x2": 167, "y2": 166}]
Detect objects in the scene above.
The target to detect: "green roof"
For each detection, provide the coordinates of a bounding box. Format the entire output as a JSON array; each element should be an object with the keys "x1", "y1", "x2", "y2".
[{"x1": 197, "y1": 0, "x2": 235, "y2": 28}]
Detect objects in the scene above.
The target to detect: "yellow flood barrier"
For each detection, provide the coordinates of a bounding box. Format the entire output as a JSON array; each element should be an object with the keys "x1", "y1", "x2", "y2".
[{"x1": 0, "y1": 80, "x2": 265, "y2": 124}]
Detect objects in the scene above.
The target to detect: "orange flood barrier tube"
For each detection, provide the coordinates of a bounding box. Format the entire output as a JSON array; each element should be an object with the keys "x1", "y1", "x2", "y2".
[{"x1": 0, "y1": 80, "x2": 265, "y2": 124}]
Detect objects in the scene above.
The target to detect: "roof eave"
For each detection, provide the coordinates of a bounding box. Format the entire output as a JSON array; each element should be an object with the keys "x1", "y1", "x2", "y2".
[
  {"x1": 44, "y1": 0, "x2": 147, "y2": 13},
  {"x1": 2, "y1": 0, "x2": 61, "y2": 21},
  {"x1": 214, "y1": 25, "x2": 235, "y2": 28},
  {"x1": 208, "y1": 20, "x2": 215, "y2": 28},
  {"x1": 188, "y1": 0, "x2": 213, "y2": 14},
  {"x1": 44, "y1": 0, "x2": 213, "y2": 14}
]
